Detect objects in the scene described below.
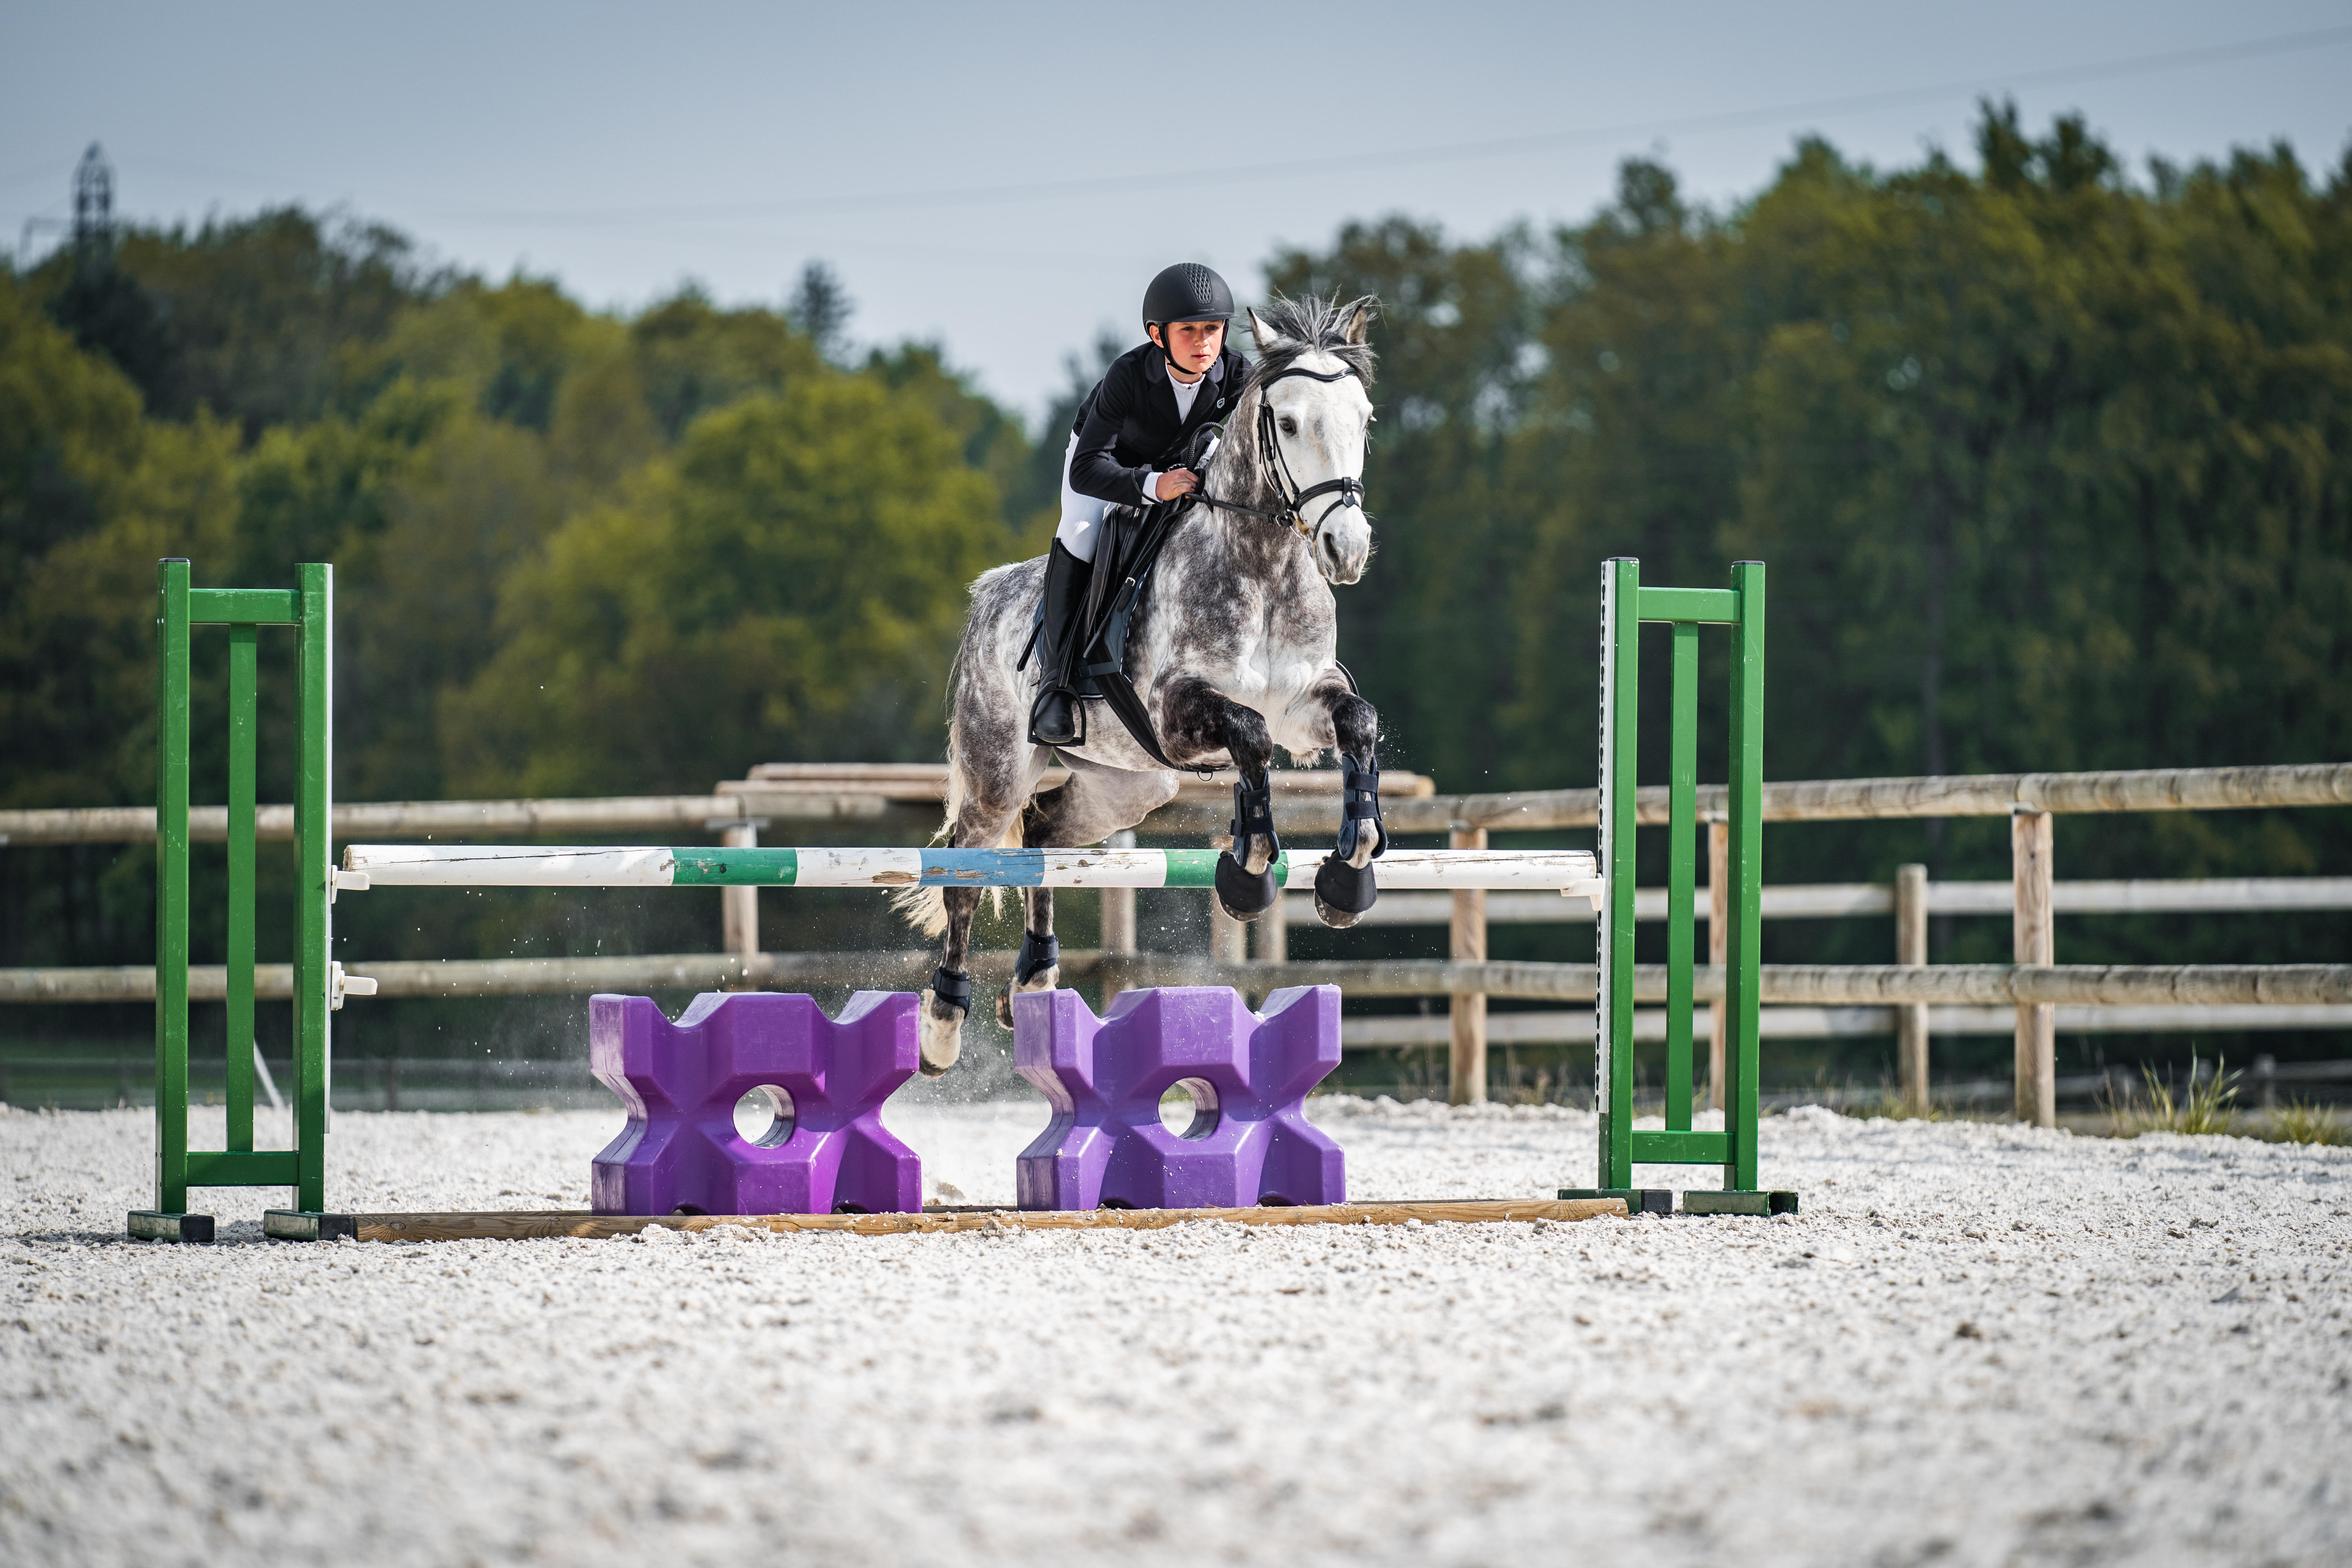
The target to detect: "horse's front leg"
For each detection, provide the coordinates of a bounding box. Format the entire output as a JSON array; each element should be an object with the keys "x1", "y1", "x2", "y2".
[
  {"x1": 1310, "y1": 686, "x2": 1385, "y2": 929},
  {"x1": 1162, "y1": 675, "x2": 1282, "y2": 922}
]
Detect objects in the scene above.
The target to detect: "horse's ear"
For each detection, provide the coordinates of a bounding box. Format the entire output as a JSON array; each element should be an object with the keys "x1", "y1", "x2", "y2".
[
  {"x1": 1341, "y1": 297, "x2": 1377, "y2": 345},
  {"x1": 1248, "y1": 308, "x2": 1289, "y2": 354}
]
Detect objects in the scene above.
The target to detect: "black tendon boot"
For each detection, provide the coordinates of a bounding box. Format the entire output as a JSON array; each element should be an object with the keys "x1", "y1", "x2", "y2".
[
  {"x1": 1312, "y1": 751, "x2": 1387, "y2": 928},
  {"x1": 1026, "y1": 541, "x2": 1094, "y2": 748},
  {"x1": 1214, "y1": 770, "x2": 1282, "y2": 920}
]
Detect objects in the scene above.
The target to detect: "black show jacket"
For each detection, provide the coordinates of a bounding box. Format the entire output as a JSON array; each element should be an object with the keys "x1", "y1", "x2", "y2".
[{"x1": 1067, "y1": 341, "x2": 1252, "y2": 508}]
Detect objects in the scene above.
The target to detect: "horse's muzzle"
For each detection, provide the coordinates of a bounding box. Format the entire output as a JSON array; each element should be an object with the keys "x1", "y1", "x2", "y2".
[{"x1": 1317, "y1": 510, "x2": 1373, "y2": 584}]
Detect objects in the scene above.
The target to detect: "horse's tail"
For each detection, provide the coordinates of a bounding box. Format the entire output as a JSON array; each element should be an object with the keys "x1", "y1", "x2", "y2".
[
  {"x1": 889, "y1": 746, "x2": 960, "y2": 937},
  {"x1": 893, "y1": 566, "x2": 1031, "y2": 938},
  {"x1": 889, "y1": 734, "x2": 1022, "y2": 936}
]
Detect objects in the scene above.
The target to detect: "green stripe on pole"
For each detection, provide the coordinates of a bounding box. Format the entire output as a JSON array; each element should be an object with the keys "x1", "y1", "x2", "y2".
[{"x1": 671, "y1": 848, "x2": 800, "y2": 886}]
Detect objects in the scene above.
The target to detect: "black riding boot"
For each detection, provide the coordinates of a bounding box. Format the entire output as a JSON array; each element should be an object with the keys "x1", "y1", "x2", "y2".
[{"x1": 1027, "y1": 541, "x2": 1094, "y2": 748}]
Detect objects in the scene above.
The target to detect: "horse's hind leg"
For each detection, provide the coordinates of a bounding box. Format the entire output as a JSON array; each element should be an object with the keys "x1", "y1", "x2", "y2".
[
  {"x1": 994, "y1": 767, "x2": 1179, "y2": 1027},
  {"x1": 1160, "y1": 675, "x2": 1281, "y2": 921},
  {"x1": 925, "y1": 884, "x2": 983, "y2": 1076},
  {"x1": 924, "y1": 788, "x2": 1028, "y2": 1076}
]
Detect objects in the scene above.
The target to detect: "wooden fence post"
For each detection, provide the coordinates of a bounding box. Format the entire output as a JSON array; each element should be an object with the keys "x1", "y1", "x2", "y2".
[
  {"x1": 1706, "y1": 815, "x2": 1728, "y2": 1112},
  {"x1": 1256, "y1": 873, "x2": 1288, "y2": 963},
  {"x1": 719, "y1": 820, "x2": 763, "y2": 986},
  {"x1": 1449, "y1": 823, "x2": 1488, "y2": 1105},
  {"x1": 1210, "y1": 867, "x2": 1247, "y2": 965},
  {"x1": 2012, "y1": 809, "x2": 2056, "y2": 1126},
  {"x1": 1100, "y1": 829, "x2": 1137, "y2": 957},
  {"x1": 1895, "y1": 862, "x2": 1929, "y2": 1113}
]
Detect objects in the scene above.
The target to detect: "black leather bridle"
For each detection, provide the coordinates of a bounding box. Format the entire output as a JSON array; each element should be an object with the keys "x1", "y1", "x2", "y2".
[{"x1": 1195, "y1": 363, "x2": 1368, "y2": 548}]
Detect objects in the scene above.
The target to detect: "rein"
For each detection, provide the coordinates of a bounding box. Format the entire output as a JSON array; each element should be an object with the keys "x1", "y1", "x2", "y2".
[{"x1": 1194, "y1": 363, "x2": 1367, "y2": 548}]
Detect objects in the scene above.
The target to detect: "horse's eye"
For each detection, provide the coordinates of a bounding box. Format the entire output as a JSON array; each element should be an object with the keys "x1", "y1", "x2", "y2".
[{"x1": 1279, "y1": 417, "x2": 1299, "y2": 436}]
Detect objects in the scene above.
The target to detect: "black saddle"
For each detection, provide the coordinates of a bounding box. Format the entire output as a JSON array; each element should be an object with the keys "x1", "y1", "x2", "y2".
[{"x1": 1032, "y1": 427, "x2": 1218, "y2": 771}]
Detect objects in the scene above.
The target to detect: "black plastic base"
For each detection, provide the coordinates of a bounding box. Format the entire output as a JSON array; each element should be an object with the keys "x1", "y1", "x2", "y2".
[
  {"x1": 1556, "y1": 1188, "x2": 1675, "y2": 1216},
  {"x1": 127, "y1": 1210, "x2": 214, "y2": 1243},
  {"x1": 264, "y1": 1210, "x2": 358, "y2": 1241},
  {"x1": 1682, "y1": 1190, "x2": 1801, "y2": 1217},
  {"x1": 1555, "y1": 1189, "x2": 1801, "y2": 1217}
]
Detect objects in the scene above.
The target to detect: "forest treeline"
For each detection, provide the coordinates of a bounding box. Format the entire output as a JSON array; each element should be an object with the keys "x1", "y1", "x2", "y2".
[{"x1": 4, "y1": 106, "x2": 2349, "y2": 988}]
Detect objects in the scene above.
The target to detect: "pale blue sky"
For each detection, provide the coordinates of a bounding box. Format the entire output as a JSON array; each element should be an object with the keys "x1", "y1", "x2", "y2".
[{"x1": 4, "y1": 1, "x2": 2348, "y2": 418}]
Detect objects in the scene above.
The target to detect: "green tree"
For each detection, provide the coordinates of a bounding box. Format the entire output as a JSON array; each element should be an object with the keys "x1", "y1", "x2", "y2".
[
  {"x1": 443, "y1": 373, "x2": 1007, "y2": 795},
  {"x1": 1265, "y1": 215, "x2": 1540, "y2": 782}
]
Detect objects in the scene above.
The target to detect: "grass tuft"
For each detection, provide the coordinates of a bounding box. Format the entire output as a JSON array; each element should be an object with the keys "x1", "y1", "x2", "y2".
[
  {"x1": 2112, "y1": 1054, "x2": 2241, "y2": 1138},
  {"x1": 2267, "y1": 1099, "x2": 2345, "y2": 1147},
  {"x1": 1842, "y1": 1081, "x2": 1942, "y2": 1122}
]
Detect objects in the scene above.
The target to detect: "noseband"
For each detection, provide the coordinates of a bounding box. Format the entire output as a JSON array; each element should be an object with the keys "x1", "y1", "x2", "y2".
[{"x1": 1195, "y1": 363, "x2": 1367, "y2": 550}]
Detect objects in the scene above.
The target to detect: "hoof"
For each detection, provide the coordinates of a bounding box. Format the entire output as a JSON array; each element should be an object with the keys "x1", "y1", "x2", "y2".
[
  {"x1": 919, "y1": 994, "x2": 965, "y2": 1078},
  {"x1": 1214, "y1": 852, "x2": 1278, "y2": 922},
  {"x1": 1312, "y1": 893, "x2": 1360, "y2": 930},
  {"x1": 1312, "y1": 855, "x2": 1378, "y2": 929},
  {"x1": 998, "y1": 971, "x2": 1062, "y2": 1029}
]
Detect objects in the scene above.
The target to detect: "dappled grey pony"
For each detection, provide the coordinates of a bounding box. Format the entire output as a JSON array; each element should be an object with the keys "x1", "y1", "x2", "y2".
[{"x1": 896, "y1": 294, "x2": 1390, "y2": 1076}]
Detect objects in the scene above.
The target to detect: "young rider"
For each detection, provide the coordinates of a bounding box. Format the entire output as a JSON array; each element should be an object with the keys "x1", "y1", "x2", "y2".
[{"x1": 1028, "y1": 262, "x2": 1252, "y2": 747}]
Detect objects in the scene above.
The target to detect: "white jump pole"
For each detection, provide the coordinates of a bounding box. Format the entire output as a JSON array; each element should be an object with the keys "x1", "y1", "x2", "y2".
[{"x1": 340, "y1": 844, "x2": 1604, "y2": 899}]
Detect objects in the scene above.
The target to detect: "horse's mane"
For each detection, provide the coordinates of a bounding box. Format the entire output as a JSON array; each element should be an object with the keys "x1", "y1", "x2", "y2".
[{"x1": 1207, "y1": 292, "x2": 1378, "y2": 502}]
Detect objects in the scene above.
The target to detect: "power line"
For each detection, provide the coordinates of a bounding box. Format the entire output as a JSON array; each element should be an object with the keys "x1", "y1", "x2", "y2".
[{"x1": 421, "y1": 23, "x2": 2352, "y2": 230}]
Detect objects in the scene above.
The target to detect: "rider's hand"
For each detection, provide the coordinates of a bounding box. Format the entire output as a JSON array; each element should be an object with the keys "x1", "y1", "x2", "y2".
[{"x1": 1155, "y1": 468, "x2": 1200, "y2": 501}]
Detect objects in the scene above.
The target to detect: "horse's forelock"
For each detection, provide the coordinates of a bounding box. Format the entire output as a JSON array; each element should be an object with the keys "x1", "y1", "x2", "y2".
[{"x1": 1250, "y1": 293, "x2": 1377, "y2": 387}]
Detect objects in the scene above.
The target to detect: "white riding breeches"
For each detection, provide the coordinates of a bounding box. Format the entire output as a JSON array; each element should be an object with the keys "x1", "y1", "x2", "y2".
[
  {"x1": 1054, "y1": 434, "x2": 1109, "y2": 563},
  {"x1": 1053, "y1": 432, "x2": 1218, "y2": 563}
]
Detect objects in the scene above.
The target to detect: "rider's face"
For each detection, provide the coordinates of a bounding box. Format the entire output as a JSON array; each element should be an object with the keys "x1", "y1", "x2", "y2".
[{"x1": 1152, "y1": 319, "x2": 1225, "y2": 379}]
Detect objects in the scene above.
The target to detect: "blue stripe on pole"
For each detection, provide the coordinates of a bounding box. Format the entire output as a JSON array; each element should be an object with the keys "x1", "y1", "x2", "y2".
[{"x1": 919, "y1": 848, "x2": 1047, "y2": 886}]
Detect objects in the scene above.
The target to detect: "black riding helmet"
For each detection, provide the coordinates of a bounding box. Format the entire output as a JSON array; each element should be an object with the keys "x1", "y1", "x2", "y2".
[{"x1": 1141, "y1": 262, "x2": 1234, "y2": 331}]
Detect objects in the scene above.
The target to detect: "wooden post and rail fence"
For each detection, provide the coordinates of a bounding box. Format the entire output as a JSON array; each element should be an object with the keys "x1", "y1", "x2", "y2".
[{"x1": 5, "y1": 760, "x2": 2350, "y2": 1123}]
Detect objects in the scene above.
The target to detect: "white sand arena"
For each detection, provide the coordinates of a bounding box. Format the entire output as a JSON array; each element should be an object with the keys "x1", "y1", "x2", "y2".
[{"x1": 2, "y1": 1097, "x2": 2347, "y2": 1566}]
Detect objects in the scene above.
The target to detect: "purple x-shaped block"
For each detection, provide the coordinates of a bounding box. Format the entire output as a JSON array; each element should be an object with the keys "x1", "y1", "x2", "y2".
[
  {"x1": 590, "y1": 990, "x2": 921, "y2": 1216},
  {"x1": 1013, "y1": 985, "x2": 1346, "y2": 1210}
]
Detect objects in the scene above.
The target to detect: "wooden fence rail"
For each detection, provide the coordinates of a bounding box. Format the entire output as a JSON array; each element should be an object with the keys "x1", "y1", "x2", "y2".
[
  {"x1": 1287, "y1": 877, "x2": 2352, "y2": 926},
  {"x1": 7, "y1": 951, "x2": 2347, "y2": 1007},
  {"x1": 1340, "y1": 1005, "x2": 2352, "y2": 1047},
  {"x1": 6, "y1": 758, "x2": 2346, "y2": 1123},
  {"x1": 4, "y1": 761, "x2": 2343, "y2": 846},
  {"x1": 0, "y1": 766, "x2": 1437, "y2": 847}
]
